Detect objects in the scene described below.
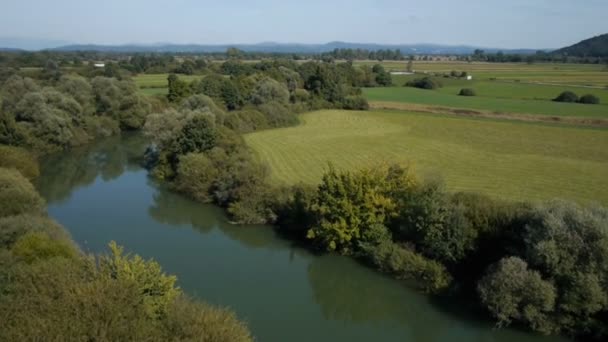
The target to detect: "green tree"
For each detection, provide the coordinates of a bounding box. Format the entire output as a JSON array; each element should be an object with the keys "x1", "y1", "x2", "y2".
[
  {"x1": 0, "y1": 167, "x2": 45, "y2": 218},
  {"x1": 306, "y1": 164, "x2": 416, "y2": 254},
  {"x1": 167, "y1": 74, "x2": 192, "y2": 103},
  {"x1": 478, "y1": 257, "x2": 557, "y2": 333}
]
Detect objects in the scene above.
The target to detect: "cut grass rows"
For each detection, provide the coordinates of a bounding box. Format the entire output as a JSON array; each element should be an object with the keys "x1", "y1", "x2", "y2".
[
  {"x1": 245, "y1": 110, "x2": 608, "y2": 205},
  {"x1": 363, "y1": 87, "x2": 608, "y2": 118}
]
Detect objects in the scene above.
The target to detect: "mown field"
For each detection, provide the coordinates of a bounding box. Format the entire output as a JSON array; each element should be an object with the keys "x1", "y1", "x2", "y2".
[
  {"x1": 245, "y1": 110, "x2": 608, "y2": 205},
  {"x1": 133, "y1": 74, "x2": 202, "y2": 95},
  {"x1": 355, "y1": 61, "x2": 608, "y2": 87},
  {"x1": 363, "y1": 86, "x2": 608, "y2": 118}
]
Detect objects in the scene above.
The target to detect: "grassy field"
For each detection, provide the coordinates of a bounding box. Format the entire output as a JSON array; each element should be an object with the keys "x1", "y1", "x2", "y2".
[
  {"x1": 133, "y1": 73, "x2": 202, "y2": 88},
  {"x1": 245, "y1": 110, "x2": 608, "y2": 205},
  {"x1": 354, "y1": 61, "x2": 608, "y2": 87},
  {"x1": 363, "y1": 86, "x2": 608, "y2": 118}
]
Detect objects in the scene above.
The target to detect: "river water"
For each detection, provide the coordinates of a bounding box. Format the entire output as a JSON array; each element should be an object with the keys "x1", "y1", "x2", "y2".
[{"x1": 36, "y1": 133, "x2": 564, "y2": 342}]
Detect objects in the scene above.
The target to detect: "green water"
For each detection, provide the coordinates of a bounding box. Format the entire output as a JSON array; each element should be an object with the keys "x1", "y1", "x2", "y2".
[{"x1": 36, "y1": 134, "x2": 565, "y2": 342}]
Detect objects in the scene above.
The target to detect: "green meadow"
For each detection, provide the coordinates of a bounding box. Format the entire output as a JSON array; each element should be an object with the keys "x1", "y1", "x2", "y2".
[
  {"x1": 363, "y1": 86, "x2": 608, "y2": 118},
  {"x1": 245, "y1": 110, "x2": 608, "y2": 205}
]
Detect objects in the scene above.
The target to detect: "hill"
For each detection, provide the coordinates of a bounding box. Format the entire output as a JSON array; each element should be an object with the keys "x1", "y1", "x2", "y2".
[
  {"x1": 50, "y1": 42, "x2": 539, "y2": 55},
  {"x1": 553, "y1": 33, "x2": 608, "y2": 57}
]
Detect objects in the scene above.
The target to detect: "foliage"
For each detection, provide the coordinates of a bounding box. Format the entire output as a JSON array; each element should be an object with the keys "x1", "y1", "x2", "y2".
[
  {"x1": 578, "y1": 94, "x2": 600, "y2": 104},
  {"x1": 167, "y1": 73, "x2": 192, "y2": 103},
  {"x1": 342, "y1": 95, "x2": 370, "y2": 110},
  {"x1": 251, "y1": 77, "x2": 290, "y2": 105},
  {"x1": 458, "y1": 88, "x2": 476, "y2": 96},
  {"x1": 0, "y1": 214, "x2": 70, "y2": 249},
  {"x1": 174, "y1": 153, "x2": 218, "y2": 203},
  {"x1": 478, "y1": 257, "x2": 557, "y2": 333},
  {"x1": 0, "y1": 144, "x2": 39, "y2": 180},
  {"x1": 11, "y1": 232, "x2": 78, "y2": 263},
  {"x1": 359, "y1": 238, "x2": 452, "y2": 293},
  {"x1": 305, "y1": 164, "x2": 416, "y2": 254},
  {"x1": 553, "y1": 91, "x2": 579, "y2": 103},
  {"x1": 0, "y1": 167, "x2": 45, "y2": 218},
  {"x1": 405, "y1": 77, "x2": 442, "y2": 90},
  {"x1": 393, "y1": 181, "x2": 478, "y2": 264}
]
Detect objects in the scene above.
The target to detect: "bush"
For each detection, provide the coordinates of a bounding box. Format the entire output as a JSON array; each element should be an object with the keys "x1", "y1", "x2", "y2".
[
  {"x1": 360, "y1": 239, "x2": 451, "y2": 293},
  {"x1": 458, "y1": 88, "x2": 476, "y2": 96},
  {"x1": 342, "y1": 96, "x2": 370, "y2": 110},
  {"x1": 0, "y1": 167, "x2": 45, "y2": 218},
  {"x1": 0, "y1": 214, "x2": 71, "y2": 250},
  {"x1": 11, "y1": 232, "x2": 78, "y2": 263},
  {"x1": 578, "y1": 94, "x2": 600, "y2": 104},
  {"x1": 174, "y1": 153, "x2": 218, "y2": 203},
  {"x1": 405, "y1": 77, "x2": 442, "y2": 90},
  {"x1": 478, "y1": 257, "x2": 557, "y2": 333},
  {"x1": 553, "y1": 91, "x2": 579, "y2": 103},
  {"x1": 0, "y1": 145, "x2": 39, "y2": 180}
]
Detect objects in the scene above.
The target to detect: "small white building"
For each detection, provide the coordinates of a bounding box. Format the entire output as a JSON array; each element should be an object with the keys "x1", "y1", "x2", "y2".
[
  {"x1": 94, "y1": 63, "x2": 105, "y2": 68},
  {"x1": 466, "y1": 75, "x2": 473, "y2": 81}
]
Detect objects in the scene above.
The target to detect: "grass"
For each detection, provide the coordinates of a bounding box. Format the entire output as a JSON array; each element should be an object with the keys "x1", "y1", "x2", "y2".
[
  {"x1": 245, "y1": 110, "x2": 608, "y2": 205},
  {"x1": 133, "y1": 74, "x2": 201, "y2": 89},
  {"x1": 353, "y1": 61, "x2": 608, "y2": 87},
  {"x1": 363, "y1": 86, "x2": 608, "y2": 118}
]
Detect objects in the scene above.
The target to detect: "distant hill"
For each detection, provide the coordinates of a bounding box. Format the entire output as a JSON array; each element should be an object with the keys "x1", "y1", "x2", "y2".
[
  {"x1": 50, "y1": 42, "x2": 540, "y2": 55},
  {"x1": 553, "y1": 34, "x2": 608, "y2": 57}
]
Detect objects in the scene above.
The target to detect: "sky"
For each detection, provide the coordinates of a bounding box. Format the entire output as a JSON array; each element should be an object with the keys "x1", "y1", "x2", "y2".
[{"x1": 0, "y1": 0, "x2": 606, "y2": 49}]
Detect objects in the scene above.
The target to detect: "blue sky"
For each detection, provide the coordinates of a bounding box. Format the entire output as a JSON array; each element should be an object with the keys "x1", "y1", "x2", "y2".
[{"x1": 0, "y1": 0, "x2": 606, "y2": 48}]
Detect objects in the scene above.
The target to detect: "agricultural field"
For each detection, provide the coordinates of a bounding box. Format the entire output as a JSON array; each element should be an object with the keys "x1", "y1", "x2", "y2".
[
  {"x1": 355, "y1": 60, "x2": 608, "y2": 87},
  {"x1": 363, "y1": 86, "x2": 608, "y2": 119},
  {"x1": 245, "y1": 110, "x2": 608, "y2": 205},
  {"x1": 133, "y1": 73, "x2": 202, "y2": 95}
]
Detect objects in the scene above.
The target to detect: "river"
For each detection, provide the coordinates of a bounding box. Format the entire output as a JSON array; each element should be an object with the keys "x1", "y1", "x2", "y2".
[{"x1": 36, "y1": 133, "x2": 564, "y2": 342}]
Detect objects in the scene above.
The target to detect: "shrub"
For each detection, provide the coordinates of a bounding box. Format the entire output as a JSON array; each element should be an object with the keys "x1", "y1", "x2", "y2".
[
  {"x1": 11, "y1": 232, "x2": 78, "y2": 263},
  {"x1": 0, "y1": 145, "x2": 39, "y2": 180},
  {"x1": 174, "y1": 153, "x2": 218, "y2": 203},
  {"x1": 405, "y1": 77, "x2": 442, "y2": 90},
  {"x1": 553, "y1": 91, "x2": 579, "y2": 103},
  {"x1": 0, "y1": 214, "x2": 71, "y2": 250},
  {"x1": 360, "y1": 239, "x2": 451, "y2": 293},
  {"x1": 394, "y1": 181, "x2": 478, "y2": 264},
  {"x1": 478, "y1": 257, "x2": 557, "y2": 333},
  {"x1": 342, "y1": 96, "x2": 370, "y2": 110},
  {"x1": 578, "y1": 94, "x2": 600, "y2": 104},
  {"x1": 161, "y1": 295, "x2": 253, "y2": 342},
  {"x1": 0, "y1": 167, "x2": 45, "y2": 218},
  {"x1": 458, "y1": 88, "x2": 476, "y2": 96},
  {"x1": 306, "y1": 164, "x2": 416, "y2": 254}
]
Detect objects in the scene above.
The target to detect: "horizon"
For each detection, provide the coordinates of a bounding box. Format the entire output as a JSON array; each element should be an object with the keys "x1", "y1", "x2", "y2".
[{"x1": 1, "y1": 0, "x2": 607, "y2": 50}]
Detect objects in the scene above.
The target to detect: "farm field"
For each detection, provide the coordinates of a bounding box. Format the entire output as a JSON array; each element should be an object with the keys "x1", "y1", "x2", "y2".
[
  {"x1": 244, "y1": 110, "x2": 608, "y2": 205},
  {"x1": 355, "y1": 61, "x2": 608, "y2": 87},
  {"x1": 133, "y1": 73, "x2": 201, "y2": 87},
  {"x1": 363, "y1": 86, "x2": 608, "y2": 118}
]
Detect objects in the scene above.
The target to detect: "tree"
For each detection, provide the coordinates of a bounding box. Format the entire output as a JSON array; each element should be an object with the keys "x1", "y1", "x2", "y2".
[
  {"x1": 458, "y1": 88, "x2": 476, "y2": 96},
  {"x1": 306, "y1": 164, "x2": 416, "y2": 254},
  {"x1": 478, "y1": 257, "x2": 557, "y2": 334},
  {"x1": 578, "y1": 94, "x2": 600, "y2": 104},
  {"x1": 406, "y1": 58, "x2": 414, "y2": 72},
  {"x1": 0, "y1": 145, "x2": 39, "y2": 180},
  {"x1": 553, "y1": 91, "x2": 578, "y2": 103},
  {"x1": 168, "y1": 115, "x2": 217, "y2": 162},
  {"x1": 521, "y1": 201, "x2": 608, "y2": 333},
  {"x1": 394, "y1": 181, "x2": 478, "y2": 263},
  {"x1": 167, "y1": 74, "x2": 191, "y2": 103},
  {"x1": 0, "y1": 167, "x2": 45, "y2": 218},
  {"x1": 251, "y1": 77, "x2": 290, "y2": 105}
]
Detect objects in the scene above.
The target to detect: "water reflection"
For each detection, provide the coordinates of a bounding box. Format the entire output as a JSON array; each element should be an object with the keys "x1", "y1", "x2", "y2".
[{"x1": 37, "y1": 133, "x2": 148, "y2": 203}]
